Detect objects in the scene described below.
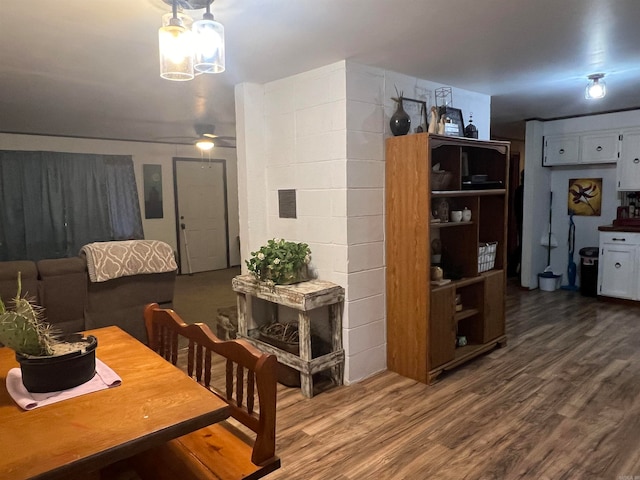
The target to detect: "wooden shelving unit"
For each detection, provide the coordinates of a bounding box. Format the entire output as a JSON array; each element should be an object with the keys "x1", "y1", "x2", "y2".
[{"x1": 385, "y1": 133, "x2": 509, "y2": 384}]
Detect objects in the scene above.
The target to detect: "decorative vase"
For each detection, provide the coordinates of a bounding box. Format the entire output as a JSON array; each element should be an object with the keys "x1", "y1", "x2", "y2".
[
  {"x1": 436, "y1": 198, "x2": 449, "y2": 222},
  {"x1": 16, "y1": 334, "x2": 98, "y2": 393},
  {"x1": 390, "y1": 101, "x2": 411, "y2": 136}
]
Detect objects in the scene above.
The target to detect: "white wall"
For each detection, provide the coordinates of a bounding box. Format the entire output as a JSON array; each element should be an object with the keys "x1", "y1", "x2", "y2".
[
  {"x1": 522, "y1": 110, "x2": 640, "y2": 288},
  {"x1": 0, "y1": 133, "x2": 240, "y2": 266},
  {"x1": 235, "y1": 59, "x2": 491, "y2": 384}
]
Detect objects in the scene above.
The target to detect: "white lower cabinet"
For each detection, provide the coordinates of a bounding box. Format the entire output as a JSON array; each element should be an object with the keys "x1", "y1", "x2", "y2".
[{"x1": 598, "y1": 231, "x2": 640, "y2": 299}]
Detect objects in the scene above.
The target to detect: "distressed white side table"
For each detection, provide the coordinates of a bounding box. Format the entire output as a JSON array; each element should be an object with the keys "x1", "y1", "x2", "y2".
[{"x1": 232, "y1": 274, "x2": 345, "y2": 398}]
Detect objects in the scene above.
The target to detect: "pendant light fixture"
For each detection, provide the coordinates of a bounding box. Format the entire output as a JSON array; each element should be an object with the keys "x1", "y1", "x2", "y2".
[
  {"x1": 585, "y1": 73, "x2": 606, "y2": 100},
  {"x1": 159, "y1": 0, "x2": 225, "y2": 81},
  {"x1": 193, "y1": 1, "x2": 225, "y2": 73},
  {"x1": 158, "y1": 0, "x2": 194, "y2": 81}
]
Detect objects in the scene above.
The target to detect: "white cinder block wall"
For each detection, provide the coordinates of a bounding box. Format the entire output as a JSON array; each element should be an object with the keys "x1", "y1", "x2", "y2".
[{"x1": 235, "y1": 60, "x2": 491, "y2": 384}]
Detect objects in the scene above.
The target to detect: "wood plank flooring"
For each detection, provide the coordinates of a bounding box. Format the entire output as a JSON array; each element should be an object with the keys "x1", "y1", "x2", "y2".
[{"x1": 269, "y1": 281, "x2": 640, "y2": 479}]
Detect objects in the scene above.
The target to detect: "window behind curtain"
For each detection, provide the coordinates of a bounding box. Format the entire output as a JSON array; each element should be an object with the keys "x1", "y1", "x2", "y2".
[{"x1": 0, "y1": 151, "x2": 144, "y2": 261}]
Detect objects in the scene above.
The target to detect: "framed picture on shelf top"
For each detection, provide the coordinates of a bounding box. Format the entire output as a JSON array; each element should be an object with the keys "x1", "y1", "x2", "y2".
[
  {"x1": 438, "y1": 106, "x2": 465, "y2": 137},
  {"x1": 402, "y1": 97, "x2": 428, "y2": 134}
]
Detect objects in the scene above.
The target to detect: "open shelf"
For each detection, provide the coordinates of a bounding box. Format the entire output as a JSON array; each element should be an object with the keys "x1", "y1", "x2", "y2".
[
  {"x1": 431, "y1": 221, "x2": 474, "y2": 228},
  {"x1": 432, "y1": 189, "x2": 506, "y2": 197},
  {"x1": 455, "y1": 308, "x2": 480, "y2": 322}
]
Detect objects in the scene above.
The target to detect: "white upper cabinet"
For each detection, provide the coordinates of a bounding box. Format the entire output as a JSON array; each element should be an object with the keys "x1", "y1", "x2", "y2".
[
  {"x1": 617, "y1": 129, "x2": 640, "y2": 191},
  {"x1": 543, "y1": 130, "x2": 620, "y2": 166},
  {"x1": 543, "y1": 135, "x2": 579, "y2": 166},
  {"x1": 580, "y1": 130, "x2": 620, "y2": 164}
]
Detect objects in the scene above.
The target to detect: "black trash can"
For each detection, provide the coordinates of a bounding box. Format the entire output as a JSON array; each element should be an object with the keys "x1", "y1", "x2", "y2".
[{"x1": 579, "y1": 247, "x2": 599, "y2": 297}]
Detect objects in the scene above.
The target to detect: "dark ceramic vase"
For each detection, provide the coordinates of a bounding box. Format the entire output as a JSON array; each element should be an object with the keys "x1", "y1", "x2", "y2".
[
  {"x1": 17, "y1": 334, "x2": 98, "y2": 393},
  {"x1": 390, "y1": 101, "x2": 411, "y2": 136}
]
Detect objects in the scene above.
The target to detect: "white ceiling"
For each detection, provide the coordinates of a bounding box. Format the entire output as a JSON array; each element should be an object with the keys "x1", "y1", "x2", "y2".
[{"x1": 1, "y1": 0, "x2": 640, "y2": 145}]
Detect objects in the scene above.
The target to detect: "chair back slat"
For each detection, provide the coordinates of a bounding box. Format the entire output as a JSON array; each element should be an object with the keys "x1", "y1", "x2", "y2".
[
  {"x1": 204, "y1": 350, "x2": 212, "y2": 387},
  {"x1": 187, "y1": 341, "x2": 194, "y2": 376},
  {"x1": 247, "y1": 370, "x2": 255, "y2": 414},
  {"x1": 196, "y1": 344, "x2": 204, "y2": 382},
  {"x1": 226, "y1": 359, "x2": 233, "y2": 399},
  {"x1": 144, "y1": 303, "x2": 278, "y2": 465},
  {"x1": 236, "y1": 365, "x2": 245, "y2": 408}
]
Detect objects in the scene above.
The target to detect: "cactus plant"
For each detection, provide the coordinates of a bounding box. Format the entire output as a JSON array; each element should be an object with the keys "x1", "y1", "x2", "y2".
[{"x1": 0, "y1": 272, "x2": 60, "y2": 356}]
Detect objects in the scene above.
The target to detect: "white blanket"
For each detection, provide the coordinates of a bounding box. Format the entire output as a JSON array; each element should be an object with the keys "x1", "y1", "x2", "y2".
[{"x1": 80, "y1": 240, "x2": 177, "y2": 282}]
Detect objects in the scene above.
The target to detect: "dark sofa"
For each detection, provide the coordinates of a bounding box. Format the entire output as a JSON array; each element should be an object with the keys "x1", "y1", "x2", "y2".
[{"x1": 0, "y1": 256, "x2": 175, "y2": 343}]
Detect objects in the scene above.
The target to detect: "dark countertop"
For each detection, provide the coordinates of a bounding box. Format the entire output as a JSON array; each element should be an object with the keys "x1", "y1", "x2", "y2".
[{"x1": 599, "y1": 223, "x2": 640, "y2": 232}]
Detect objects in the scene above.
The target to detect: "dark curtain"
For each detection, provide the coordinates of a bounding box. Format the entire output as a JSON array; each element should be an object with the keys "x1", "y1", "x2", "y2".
[{"x1": 0, "y1": 151, "x2": 144, "y2": 261}]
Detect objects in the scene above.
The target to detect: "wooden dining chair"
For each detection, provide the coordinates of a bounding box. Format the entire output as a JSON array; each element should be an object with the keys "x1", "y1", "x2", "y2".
[{"x1": 123, "y1": 303, "x2": 280, "y2": 480}]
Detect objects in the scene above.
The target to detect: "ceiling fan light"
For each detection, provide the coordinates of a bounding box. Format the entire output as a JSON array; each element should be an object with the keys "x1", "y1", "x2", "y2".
[
  {"x1": 196, "y1": 139, "x2": 215, "y2": 150},
  {"x1": 585, "y1": 74, "x2": 606, "y2": 99},
  {"x1": 193, "y1": 17, "x2": 225, "y2": 73}
]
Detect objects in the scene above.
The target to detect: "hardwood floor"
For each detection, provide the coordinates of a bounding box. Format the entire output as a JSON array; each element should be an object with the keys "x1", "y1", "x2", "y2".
[{"x1": 269, "y1": 281, "x2": 640, "y2": 479}]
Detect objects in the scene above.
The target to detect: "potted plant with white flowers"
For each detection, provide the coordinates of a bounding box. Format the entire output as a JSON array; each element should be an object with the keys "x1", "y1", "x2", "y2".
[{"x1": 245, "y1": 238, "x2": 312, "y2": 287}]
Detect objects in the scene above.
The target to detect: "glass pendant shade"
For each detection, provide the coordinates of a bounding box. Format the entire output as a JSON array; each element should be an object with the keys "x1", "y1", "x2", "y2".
[
  {"x1": 159, "y1": 13, "x2": 195, "y2": 81},
  {"x1": 193, "y1": 18, "x2": 225, "y2": 73}
]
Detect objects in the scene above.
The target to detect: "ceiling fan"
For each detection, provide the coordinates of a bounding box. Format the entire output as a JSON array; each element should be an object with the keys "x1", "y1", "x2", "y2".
[
  {"x1": 155, "y1": 123, "x2": 236, "y2": 149},
  {"x1": 193, "y1": 123, "x2": 236, "y2": 149}
]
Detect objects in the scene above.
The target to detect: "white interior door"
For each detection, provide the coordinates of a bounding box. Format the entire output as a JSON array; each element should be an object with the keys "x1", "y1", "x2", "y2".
[{"x1": 176, "y1": 160, "x2": 228, "y2": 274}]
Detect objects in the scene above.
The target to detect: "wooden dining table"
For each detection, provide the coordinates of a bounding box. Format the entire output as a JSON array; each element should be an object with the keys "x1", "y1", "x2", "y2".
[{"x1": 0, "y1": 325, "x2": 230, "y2": 480}]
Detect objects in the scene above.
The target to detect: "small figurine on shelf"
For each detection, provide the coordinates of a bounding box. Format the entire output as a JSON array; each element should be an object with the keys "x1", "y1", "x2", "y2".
[
  {"x1": 464, "y1": 112, "x2": 478, "y2": 138},
  {"x1": 436, "y1": 198, "x2": 449, "y2": 222},
  {"x1": 438, "y1": 116, "x2": 446, "y2": 135},
  {"x1": 431, "y1": 238, "x2": 442, "y2": 264},
  {"x1": 428, "y1": 106, "x2": 439, "y2": 134},
  {"x1": 455, "y1": 293, "x2": 463, "y2": 312}
]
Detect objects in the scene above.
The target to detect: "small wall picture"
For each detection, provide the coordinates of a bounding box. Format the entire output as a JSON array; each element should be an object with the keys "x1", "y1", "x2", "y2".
[
  {"x1": 143, "y1": 164, "x2": 163, "y2": 219},
  {"x1": 568, "y1": 178, "x2": 602, "y2": 216}
]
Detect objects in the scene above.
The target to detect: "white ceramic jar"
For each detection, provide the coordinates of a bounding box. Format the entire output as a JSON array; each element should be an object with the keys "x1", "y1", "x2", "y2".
[{"x1": 450, "y1": 210, "x2": 463, "y2": 222}]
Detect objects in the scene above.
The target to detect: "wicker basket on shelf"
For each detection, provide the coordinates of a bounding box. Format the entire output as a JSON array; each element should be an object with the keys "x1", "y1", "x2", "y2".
[
  {"x1": 478, "y1": 242, "x2": 498, "y2": 273},
  {"x1": 431, "y1": 170, "x2": 453, "y2": 190}
]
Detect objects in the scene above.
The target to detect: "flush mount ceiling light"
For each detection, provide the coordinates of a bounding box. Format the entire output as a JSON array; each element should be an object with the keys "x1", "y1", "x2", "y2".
[
  {"x1": 585, "y1": 73, "x2": 606, "y2": 99},
  {"x1": 159, "y1": 0, "x2": 225, "y2": 81}
]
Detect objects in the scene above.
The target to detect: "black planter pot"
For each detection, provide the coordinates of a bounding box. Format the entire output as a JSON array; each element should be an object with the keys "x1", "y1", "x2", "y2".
[{"x1": 16, "y1": 334, "x2": 98, "y2": 393}]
